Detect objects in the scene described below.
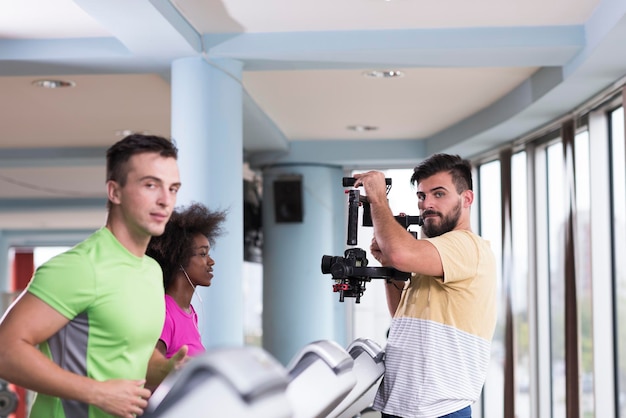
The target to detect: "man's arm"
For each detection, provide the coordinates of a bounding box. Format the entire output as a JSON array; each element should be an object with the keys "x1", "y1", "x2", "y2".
[
  {"x1": 370, "y1": 236, "x2": 403, "y2": 316},
  {"x1": 354, "y1": 171, "x2": 443, "y2": 277},
  {"x1": 0, "y1": 292, "x2": 151, "y2": 418},
  {"x1": 384, "y1": 281, "x2": 403, "y2": 317}
]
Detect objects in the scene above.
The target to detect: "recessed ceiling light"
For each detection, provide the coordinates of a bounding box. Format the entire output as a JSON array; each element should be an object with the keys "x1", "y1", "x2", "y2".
[
  {"x1": 362, "y1": 70, "x2": 404, "y2": 79},
  {"x1": 115, "y1": 130, "x2": 135, "y2": 137},
  {"x1": 115, "y1": 129, "x2": 151, "y2": 137},
  {"x1": 347, "y1": 125, "x2": 378, "y2": 132},
  {"x1": 32, "y1": 79, "x2": 76, "y2": 88}
]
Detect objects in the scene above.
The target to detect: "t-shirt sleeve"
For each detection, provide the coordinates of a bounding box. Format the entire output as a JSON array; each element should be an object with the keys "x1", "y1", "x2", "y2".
[
  {"x1": 159, "y1": 303, "x2": 175, "y2": 352},
  {"x1": 426, "y1": 231, "x2": 480, "y2": 284},
  {"x1": 27, "y1": 251, "x2": 96, "y2": 319}
]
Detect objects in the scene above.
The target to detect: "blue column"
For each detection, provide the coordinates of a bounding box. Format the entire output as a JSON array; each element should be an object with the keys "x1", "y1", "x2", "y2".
[
  {"x1": 0, "y1": 231, "x2": 12, "y2": 317},
  {"x1": 0, "y1": 231, "x2": 8, "y2": 292},
  {"x1": 262, "y1": 164, "x2": 348, "y2": 365},
  {"x1": 171, "y1": 56, "x2": 244, "y2": 347}
]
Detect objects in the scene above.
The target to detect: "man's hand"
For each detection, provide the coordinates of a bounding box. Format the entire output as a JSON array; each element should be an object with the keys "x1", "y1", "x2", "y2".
[
  {"x1": 371, "y1": 236, "x2": 391, "y2": 266},
  {"x1": 352, "y1": 171, "x2": 388, "y2": 204},
  {"x1": 92, "y1": 379, "x2": 151, "y2": 418}
]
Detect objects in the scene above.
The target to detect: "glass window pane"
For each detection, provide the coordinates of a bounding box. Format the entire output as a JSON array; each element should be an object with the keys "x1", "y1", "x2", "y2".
[
  {"x1": 574, "y1": 129, "x2": 595, "y2": 417},
  {"x1": 34, "y1": 246, "x2": 69, "y2": 267},
  {"x1": 547, "y1": 143, "x2": 566, "y2": 418},
  {"x1": 351, "y1": 168, "x2": 418, "y2": 346},
  {"x1": 511, "y1": 152, "x2": 531, "y2": 418},
  {"x1": 610, "y1": 107, "x2": 626, "y2": 418},
  {"x1": 478, "y1": 160, "x2": 503, "y2": 418}
]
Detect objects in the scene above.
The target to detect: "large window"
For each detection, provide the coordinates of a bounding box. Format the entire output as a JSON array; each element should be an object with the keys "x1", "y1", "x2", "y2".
[{"x1": 610, "y1": 106, "x2": 626, "y2": 417}]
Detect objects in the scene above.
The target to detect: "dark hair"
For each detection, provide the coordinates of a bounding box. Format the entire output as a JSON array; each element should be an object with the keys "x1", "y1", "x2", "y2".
[
  {"x1": 410, "y1": 153, "x2": 473, "y2": 193},
  {"x1": 147, "y1": 203, "x2": 227, "y2": 290},
  {"x1": 106, "y1": 134, "x2": 178, "y2": 186}
]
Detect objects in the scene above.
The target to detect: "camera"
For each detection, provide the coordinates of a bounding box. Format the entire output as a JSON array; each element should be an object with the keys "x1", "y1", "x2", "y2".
[
  {"x1": 321, "y1": 248, "x2": 410, "y2": 303},
  {"x1": 321, "y1": 177, "x2": 422, "y2": 303},
  {"x1": 0, "y1": 380, "x2": 17, "y2": 418}
]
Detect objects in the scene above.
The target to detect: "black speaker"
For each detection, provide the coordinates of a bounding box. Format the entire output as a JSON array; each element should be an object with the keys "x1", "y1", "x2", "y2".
[{"x1": 273, "y1": 176, "x2": 303, "y2": 223}]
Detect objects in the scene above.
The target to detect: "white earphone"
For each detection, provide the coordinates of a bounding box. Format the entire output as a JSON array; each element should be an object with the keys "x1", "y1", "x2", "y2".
[{"x1": 179, "y1": 264, "x2": 203, "y2": 303}]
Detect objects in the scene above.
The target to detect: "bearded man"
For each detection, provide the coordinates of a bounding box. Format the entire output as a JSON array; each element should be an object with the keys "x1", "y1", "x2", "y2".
[{"x1": 353, "y1": 154, "x2": 497, "y2": 418}]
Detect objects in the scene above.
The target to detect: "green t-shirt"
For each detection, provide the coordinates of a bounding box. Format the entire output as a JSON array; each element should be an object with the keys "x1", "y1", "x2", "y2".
[{"x1": 27, "y1": 227, "x2": 165, "y2": 418}]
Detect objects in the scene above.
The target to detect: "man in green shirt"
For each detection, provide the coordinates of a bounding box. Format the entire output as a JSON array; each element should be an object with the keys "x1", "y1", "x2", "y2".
[{"x1": 0, "y1": 134, "x2": 186, "y2": 418}]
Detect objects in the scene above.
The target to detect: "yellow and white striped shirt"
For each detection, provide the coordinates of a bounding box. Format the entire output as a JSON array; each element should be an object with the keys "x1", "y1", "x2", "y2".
[{"x1": 374, "y1": 230, "x2": 497, "y2": 418}]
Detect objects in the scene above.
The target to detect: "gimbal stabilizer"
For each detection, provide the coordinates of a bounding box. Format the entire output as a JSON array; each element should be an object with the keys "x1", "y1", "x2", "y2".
[{"x1": 321, "y1": 177, "x2": 423, "y2": 303}]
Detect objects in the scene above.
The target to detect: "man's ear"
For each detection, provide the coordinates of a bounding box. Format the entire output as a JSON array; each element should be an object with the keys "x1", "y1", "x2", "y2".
[
  {"x1": 107, "y1": 180, "x2": 122, "y2": 205},
  {"x1": 463, "y1": 189, "x2": 474, "y2": 207}
]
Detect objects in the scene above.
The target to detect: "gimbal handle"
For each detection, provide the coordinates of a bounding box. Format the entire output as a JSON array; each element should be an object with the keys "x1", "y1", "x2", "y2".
[{"x1": 342, "y1": 177, "x2": 391, "y2": 187}]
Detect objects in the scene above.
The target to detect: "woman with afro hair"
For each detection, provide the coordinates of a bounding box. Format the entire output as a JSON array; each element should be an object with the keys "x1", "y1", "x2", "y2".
[{"x1": 146, "y1": 202, "x2": 227, "y2": 364}]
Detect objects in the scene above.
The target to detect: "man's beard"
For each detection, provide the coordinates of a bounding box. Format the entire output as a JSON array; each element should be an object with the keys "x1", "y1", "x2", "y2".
[{"x1": 421, "y1": 201, "x2": 462, "y2": 238}]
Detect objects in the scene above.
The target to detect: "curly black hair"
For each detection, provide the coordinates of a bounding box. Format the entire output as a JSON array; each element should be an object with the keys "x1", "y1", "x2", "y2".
[{"x1": 147, "y1": 202, "x2": 227, "y2": 290}]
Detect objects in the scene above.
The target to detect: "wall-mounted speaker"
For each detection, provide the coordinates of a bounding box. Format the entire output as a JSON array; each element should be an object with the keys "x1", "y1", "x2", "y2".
[
  {"x1": 273, "y1": 176, "x2": 303, "y2": 223},
  {"x1": 244, "y1": 179, "x2": 263, "y2": 263}
]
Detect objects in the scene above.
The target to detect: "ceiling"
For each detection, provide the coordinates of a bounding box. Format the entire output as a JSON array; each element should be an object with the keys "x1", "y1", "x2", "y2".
[{"x1": 1, "y1": 0, "x2": 625, "y2": 234}]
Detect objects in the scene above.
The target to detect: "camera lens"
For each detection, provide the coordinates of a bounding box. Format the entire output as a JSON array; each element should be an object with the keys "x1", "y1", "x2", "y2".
[{"x1": 321, "y1": 255, "x2": 336, "y2": 274}]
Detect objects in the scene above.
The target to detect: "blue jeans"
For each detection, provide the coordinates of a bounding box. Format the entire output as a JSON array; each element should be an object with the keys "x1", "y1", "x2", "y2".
[{"x1": 382, "y1": 405, "x2": 471, "y2": 418}]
